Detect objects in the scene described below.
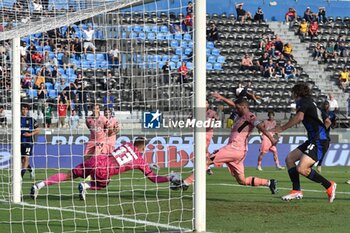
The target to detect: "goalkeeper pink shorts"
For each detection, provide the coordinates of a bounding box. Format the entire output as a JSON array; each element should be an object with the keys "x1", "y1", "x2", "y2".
[
  {"x1": 210, "y1": 144, "x2": 246, "y2": 176},
  {"x1": 73, "y1": 154, "x2": 119, "y2": 189},
  {"x1": 260, "y1": 137, "x2": 277, "y2": 154}
]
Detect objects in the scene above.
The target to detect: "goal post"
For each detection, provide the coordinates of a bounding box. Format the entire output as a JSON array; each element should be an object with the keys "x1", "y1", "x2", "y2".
[{"x1": 194, "y1": 0, "x2": 206, "y2": 232}]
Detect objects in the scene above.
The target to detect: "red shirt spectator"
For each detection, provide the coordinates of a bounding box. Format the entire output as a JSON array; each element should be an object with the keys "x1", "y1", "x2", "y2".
[
  {"x1": 177, "y1": 62, "x2": 189, "y2": 84},
  {"x1": 309, "y1": 21, "x2": 318, "y2": 34},
  {"x1": 23, "y1": 73, "x2": 32, "y2": 89},
  {"x1": 58, "y1": 103, "x2": 68, "y2": 117},
  {"x1": 184, "y1": 14, "x2": 192, "y2": 27}
]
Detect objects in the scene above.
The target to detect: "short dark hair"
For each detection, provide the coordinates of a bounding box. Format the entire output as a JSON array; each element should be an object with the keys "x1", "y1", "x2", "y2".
[
  {"x1": 234, "y1": 98, "x2": 249, "y2": 106},
  {"x1": 268, "y1": 111, "x2": 275, "y2": 117},
  {"x1": 21, "y1": 103, "x2": 29, "y2": 109},
  {"x1": 134, "y1": 137, "x2": 147, "y2": 147},
  {"x1": 291, "y1": 83, "x2": 311, "y2": 98}
]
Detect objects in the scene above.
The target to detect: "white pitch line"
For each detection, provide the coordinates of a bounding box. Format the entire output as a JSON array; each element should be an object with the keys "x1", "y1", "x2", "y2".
[
  {"x1": 0, "y1": 199, "x2": 192, "y2": 232},
  {"x1": 210, "y1": 183, "x2": 350, "y2": 195}
]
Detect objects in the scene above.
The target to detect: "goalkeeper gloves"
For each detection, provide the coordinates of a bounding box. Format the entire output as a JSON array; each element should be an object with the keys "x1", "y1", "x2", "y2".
[{"x1": 169, "y1": 171, "x2": 188, "y2": 191}]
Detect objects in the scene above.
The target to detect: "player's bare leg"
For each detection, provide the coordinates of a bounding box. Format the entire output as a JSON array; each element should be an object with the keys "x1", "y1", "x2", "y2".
[
  {"x1": 257, "y1": 152, "x2": 264, "y2": 171},
  {"x1": 272, "y1": 151, "x2": 284, "y2": 170},
  {"x1": 234, "y1": 173, "x2": 277, "y2": 194}
]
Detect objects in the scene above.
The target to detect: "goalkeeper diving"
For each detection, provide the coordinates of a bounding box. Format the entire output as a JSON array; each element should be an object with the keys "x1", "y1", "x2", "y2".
[{"x1": 31, "y1": 137, "x2": 184, "y2": 200}]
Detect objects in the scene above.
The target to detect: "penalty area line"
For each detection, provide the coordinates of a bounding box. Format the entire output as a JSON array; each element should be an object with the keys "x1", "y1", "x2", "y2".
[
  {"x1": 211, "y1": 183, "x2": 350, "y2": 195},
  {"x1": 0, "y1": 199, "x2": 192, "y2": 232}
]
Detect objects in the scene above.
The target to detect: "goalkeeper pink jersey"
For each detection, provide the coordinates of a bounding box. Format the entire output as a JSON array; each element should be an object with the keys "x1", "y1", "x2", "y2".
[
  {"x1": 228, "y1": 111, "x2": 260, "y2": 152},
  {"x1": 85, "y1": 115, "x2": 108, "y2": 141}
]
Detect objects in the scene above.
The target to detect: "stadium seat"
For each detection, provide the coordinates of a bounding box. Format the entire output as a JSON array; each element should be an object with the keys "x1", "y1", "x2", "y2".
[
  {"x1": 147, "y1": 33, "x2": 156, "y2": 40},
  {"x1": 27, "y1": 89, "x2": 37, "y2": 98},
  {"x1": 160, "y1": 25, "x2": 168, "y2": 33},
  {"x1": 208, "y1": 55, "x2": 216, "y2": 63},
  {"x1": 206, "y1": 63, "x2": 213, "y2": 70},
  {"x1": 162, "y1": 55, "x2": 169, "y2": 62},
  {"x1": 48, "y1": 90, "x2": 58, "y2": 98},
  {"x1": 184, "y1": 48, "x2": 192, "y2": 55},
  {"x1": 170, "y1": 40, "x2": 179, "y2": 48},
  {"x1": 174, "y1": 34, "x2": 182, "y2": 40},
  {"x1": 207, "y1": 41, "x2": 214, "y2": 49},
  {"x1": 156, "y1": 33, "x2": 166, "y2": 40},
  {"x1": 86, "y1": 54, "x2": 95, "y2": 61},
  {"x1": 180, "y1": 41, "x2": 188, "y2": 48},
  {"x1": 151, "y1": 25, "x2": 159, "y2": 32},
  {"x1": 96, "y1": 54, "x2": 105, "y2": 61},
  {"x1": 129, "y1": 32, "x2": 137, "y2": 39},
  {"x1": 187, "y1": 62, "x2": 193, "y2": 70},
  {"x1": 45, "y1": 82, "x2": 53, "y2": 90},
  {"x1": 212, "y1": 48, "x2": 220, "y2": 56},
  {"x1": 184, "y1": 34, "x2": 192, "y2": 41},
  {"x1": 206, "y1": 48, "x2": 211, "y2": 55},
  {"x1": 138, "y1": 32, "x2": 146, "y2": 40},
  {"x1": 217, "y1": 55, "x2": 225, "y2": 63},
  {"x1": 171, "y1": 55, "x2": 179, "y2": 63},
  {"x1": 133, "y1": 25, "x2": 141, "y2": 32}
]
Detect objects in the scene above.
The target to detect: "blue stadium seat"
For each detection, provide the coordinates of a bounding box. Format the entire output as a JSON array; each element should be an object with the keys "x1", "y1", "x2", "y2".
[
  {"x1": 180, "y1": 41, "x2": 188, "y2": 48},
  {"x1": 206, "y1": 63, "x2": 213, "y2": 70},
  {"x1": 158, "y1": 61, "x2": 165, "y2": 69},
  {"x1": 175, "y1": 48, "x2": 183, "y2": 55},
  {"x1": 212, "y1": 48, "x2": 220, "y2": 56},
  {"x1": 81, "y1": 60, "x2": 91, "y2": 68},
  {"x1": 188, "y1": 41, "x2": 193, "y2": 48},
  {"x1": 138, "y1": 32, "x2": 146, "y2": 40},
  {"x1": 66, "y1": 68, "x2": 75, "y2": 76},
  {"x1": 43, "y1": 45, "x2": 52, "y2": 52},
  {"x1": 129, "y1": 32, "x2": 137, "y2": 39},
  {"x1": 214, "y1": 63, "x2": 222, "y2": 70},
  {"x1": 162, "y1": 55, "x2": 169, "y2": 62},
  {"x1": 184, "y1": 33, "x2": 192, "y2": 41},
  {"x1": 45, "y1": 82, "x2": 53, "y2": 90},
  {"x1": 153, "y1": 55, "x2": 161, "y2": 62},
  {"x1": 207, "y1": 41, "x2": 214, "y2": 49},
  {"x1": 151, "y1": 25, "x2": 159, "y2": 32},
  {"x1": 156, "y1": 33, "x2": 166, "y2": 40},
  {"x1": 217, "y1": 55, "x2": 225, "y2": 63},
  {"x1": 170, "y1": 40, "x2": 179, "y2": 48},
  {"x1": 48, "y1": 90, "x2": 58, "y2": 98},
  {"x1": 36, "y1": 46, "x2": 43, "y2": 52},
  {"x1": 68, "y1": 75, "x2": 77, "y2": 83},
  {"x1": 165, "y1": 33, "x2": 173, "y2": 40},
  {"x1": 86, "y1": 54, "x2": 95, "y2": 61},
  {"x1": 169, "y1": 61, "x2": 176, "y2": 69},
  {"x1": 96, "y1": 54, "x2": 105, "y2": 61},
  {"x1": 57, "y1": 53, "x2": 64, "y2": 60},
  {"x1": 126, "y1": 25, "x2": 133, "y2": 32},
  {"x1": 206, "y1": 48, "x2": 211, "y2": 55},
  {"x1": 122, "y1": 32, "x2": 127, "y2": 39},
  {"x1": 27, "y1": 89, "x2": 37, "y2": 98},
  {"x1": 160, "y1": 25, "x2": 168, "y2": 33},
  {"x1": 171, "y1": 55, "x2": 179, "y2": 63},
  {"x1": 208, "y1": 55, "x2": 216, "y2": 63},
  {"x1": 174, "y1": 34, "x2": 182, "y2": 40},
  {"x1": 147, "y1": 55, "x2": 153, "y2": 62},
  {"x1": 147, "y1": 33, "x2": 156, "y2": 40},
  {"x1": 27, "y1": 67, "x2": 36, "y2": 75},
  {"x1": 143, "y1": 25, "x2": 151, "y2": 32},
  {"x1": 184, "y1": 48, "x2": 192, "y2": 55},
  {"x1": 187, "y1": 62, "x2": 193, "y2": 70},
  {"x1": 133, "y1": 25, "x2": 141, "y2": 32}
]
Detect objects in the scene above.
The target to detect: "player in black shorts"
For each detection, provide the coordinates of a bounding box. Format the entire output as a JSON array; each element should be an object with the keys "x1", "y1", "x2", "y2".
[
  {"x1": 21, "y1": 104, "x2": 40, "y2": 179},
  {"x1": 273, "y1": 83, "x2": 336, "y2": 203}
]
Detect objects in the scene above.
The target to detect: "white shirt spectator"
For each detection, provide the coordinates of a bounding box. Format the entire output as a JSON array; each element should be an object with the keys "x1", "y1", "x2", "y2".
[
  {"x1": 83, "y1": 28, "x2": 94, "y2": 41},
  {"x1": 20, "y1": 45, "x2": 27, "y2": 57},
  {"x1": 328, "y1": 95, "x2": 339, "y2": 112},
  {"x1": 109, "y1": 48, "x2": 119, "y2": 58},
  {"x1": 33, "y1": 1, "x2": 43, "y2": 11}
]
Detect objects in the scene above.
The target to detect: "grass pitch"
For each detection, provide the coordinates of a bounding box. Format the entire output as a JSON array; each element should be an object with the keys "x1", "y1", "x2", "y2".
[{"x1": 1, "y1": 166, "x2": 350, "y2": 233}]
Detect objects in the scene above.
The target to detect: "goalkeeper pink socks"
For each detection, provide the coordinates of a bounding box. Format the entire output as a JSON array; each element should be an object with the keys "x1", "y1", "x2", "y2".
[
  {"x1": 43, "y1": 173, "x2": 70, "y2": 186},
  {"x1": 245, "y1": 176, "x2": 269, "y2": 186}
]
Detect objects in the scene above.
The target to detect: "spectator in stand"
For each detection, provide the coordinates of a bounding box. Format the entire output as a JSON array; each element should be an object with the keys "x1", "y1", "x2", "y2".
[
  {"x1": 41, "y1": 0, "x2": 49, "y2": 11},
  {"x1": 32, "y1": 0, "x2": 43, "y2": 13},
  {"x1": 339, "y1": 67, "x2": 349, "y2": 90},
  {"x1": 324, "y1": 42, "x2": 337, "y2": 62},
  {"x1": 72, "y1": 73, "x2": 88, "y2": 117},
  {"x1": 104, "y1": 72, "x2": 117, "y2": 90},
  {"x1": 162, "y1": 61, "x2": 171, "y2": 85},
  {"x1": 207, "y1": 22, "x2": 218, "y2": 41},
  {"x1": 20, "y1": 41, "x2": 27, "y2": 61},
  {"x1": 26, "y1": 42, "x2": 37, "y2": 64},
  {"x1": 308, "y1": 21, "x2": 319, "y2": 41},
  {"x1": 22, "y1": 72, "x2": 32, "y2": 89},
  {"x1": 240, "y1": 54, "x2": 255, "y2": 72},
  {"x1": 284, "y1": 60, "x2": 296, "y2": 80},
  {"x1": 58, "y1": 99, "x2": 68, "y2": 128},
  {"x1": 273, "y1": 35, "x2": 284, "y2": 54},
  {"x1": 64, "y1": 25, "x2": 76, "y2": 38},
  {"x1": 0, "y1": 106, "x2": 7, "y2": 127},
  {"x1": 109, "y1": 44, "x2": 119, "y2": 68},
  {"x1": 184, "y1": 13, "x2": 193, "y2": 32},
  {"x1": 312, "y1": 42, "x2": 323, "y2": 60},
  {"x1": 298, "y1": 19, "x2": 308, "y2": 42},
  {"x1": 285, "y1": 7, "x2": 297, "y2": 24},
  {"x1": 71, "y1": 37, "x2": 83, "y2": 59},
  {"x1": 186, "y1": 1, "x2": 193, "y2": 15},
  {"x1": 103, "y1": 90, "x2": 115, "y2": 112},
  {"x1": 235, "y1": 3, "x2": 252, "y2": 23},
  {"x1": 62, "y1": 51, "x2": 76, "y2": 72},
  {"x1": 83, "y1": 25, "x2": 96, "y2": 55},
  {"x1": 304, "y1": 7, "x2": 317, "y2": 23},
  {"x1": 283, "y1": 43, "x2": 294, "y2": 61},
  {"x1": 257, "y1": 52, "x2": 270, "y2": 72},
  {"x1": 276, "y1": 54, "x2": 286, "y2": 79},
  {"x1": 318, "y1": 7, "x2": 327, "y2": 23},
  {"x1": 264, "y1": 59, "x2": 276, "y2": 79},
  {"x1": 253, "y1": 7, "x2": 264, "y2": 23},
  {"x1": 335, "y1": 35, "x2": 348, "y2": 57},
  {"x1": 259, "y1": 34, "x2": 268, "y2": 50},
  {"x1": 328, "y1": 94, "x2": 339, "y2": 113},
  {"x1": 177, "y1": 61, "x2": 189, "y2": 84},
  {"x1": 265, "y1": 36, "x2": 276, "y2": 57},
  {"x1": 44, "y1": 101, "x2": 52, "y2": 128},
  {"x1": 37, "y1": 82, "x2": 47, "y2": 115},
  {"x1": 68, "y1": 109, "x2": 80, "y2": 129},
  {"x1": 34, "y1": 71, "x2": 45, "y2": 89},
  {"x1": 21, "y1": 56, "x2": 28, "y2": 72},
  {"x1": 56, "y1": 78, "x2": 68, "y2": 94}
]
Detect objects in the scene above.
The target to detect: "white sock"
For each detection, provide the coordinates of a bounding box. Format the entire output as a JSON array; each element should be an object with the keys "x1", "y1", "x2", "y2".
[{"x1": 36, "y1": 181, "x2": 45, "y2": 189}]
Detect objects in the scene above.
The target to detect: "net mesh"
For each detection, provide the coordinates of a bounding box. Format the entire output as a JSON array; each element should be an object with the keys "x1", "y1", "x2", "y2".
[{"x1": 0, "y1": 0, "x2": 195, "y2": 232}]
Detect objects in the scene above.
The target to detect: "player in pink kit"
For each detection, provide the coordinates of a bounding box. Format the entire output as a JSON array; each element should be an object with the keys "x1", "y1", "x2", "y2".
[
  {"x1": 104, "y1": 108, "x2": 120, "y2": 154},
  {"x1": 84, "y1": 104, "x2": 108, "y2": 157},
  {"x1": 183, "y1": 100, "x2": 219, "y2": 186},
  {"x1": 257, "y1": 111, "x2": 285, "y2": 171},
  {"x1": 30, "y1": 137, "x2": 182, "y2": 200},
  {"x1": 203, "y1": 93, "x2": 278, "y2": 194}
]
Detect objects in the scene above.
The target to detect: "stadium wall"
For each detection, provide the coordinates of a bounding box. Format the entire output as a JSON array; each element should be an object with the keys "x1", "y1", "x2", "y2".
[{"x1": 1, "y1": 132, "x2": 350, "y2": 169}]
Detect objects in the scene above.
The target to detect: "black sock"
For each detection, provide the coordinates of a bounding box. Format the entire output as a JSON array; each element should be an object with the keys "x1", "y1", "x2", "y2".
[
  {"x1": 288, "y1": 167, "x2": 300, "y2": 191},
  {"x1": 27, "y1": 165, "x2": 32, "y2": 173},
  {"x1": 21, "y1": 169, "x2": 26, "y2": 178},
  {"x1": 306, "y1": 169, "x2": 331, "y2": 189}
]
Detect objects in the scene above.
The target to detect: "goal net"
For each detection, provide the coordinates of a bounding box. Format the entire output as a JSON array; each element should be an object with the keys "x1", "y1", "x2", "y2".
[{"x1": 0, "y1": 0, "x2": 199, "y2": 232}]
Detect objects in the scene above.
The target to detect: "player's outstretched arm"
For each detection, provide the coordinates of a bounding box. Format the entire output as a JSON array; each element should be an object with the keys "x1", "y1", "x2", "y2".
[
  {"x1": 212, "y1": 92, "x2": 236, "y2": 108},
  {"x1": 274, "y1": 112, "x2": 304, "y2": 133},
  {"x1": 256, "y1": 122, "x2": 277, "y2": 146}
]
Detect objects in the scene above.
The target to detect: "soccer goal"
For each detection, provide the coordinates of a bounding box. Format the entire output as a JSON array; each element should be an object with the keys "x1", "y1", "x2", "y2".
[{"x1": 0, "y1": 0, "x2": 206, "y2": 232}]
